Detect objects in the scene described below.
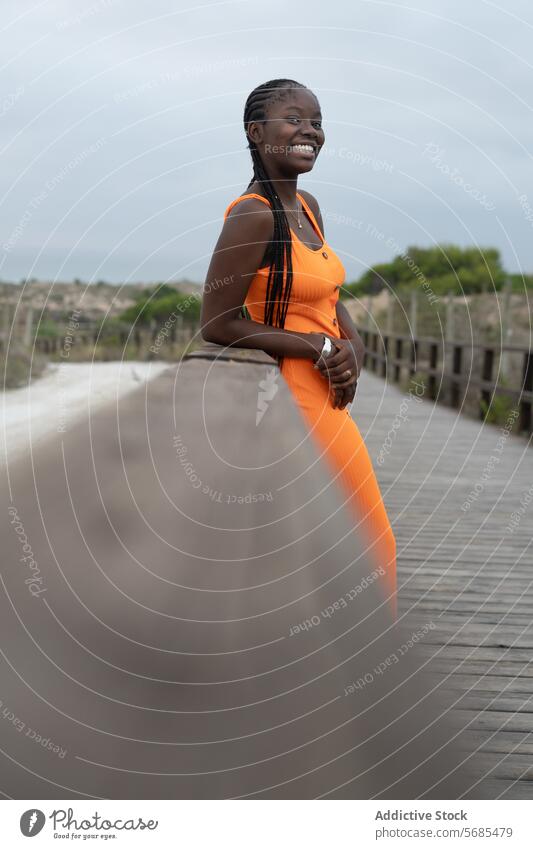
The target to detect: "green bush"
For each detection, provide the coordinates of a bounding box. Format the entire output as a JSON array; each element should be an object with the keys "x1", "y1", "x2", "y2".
[
  {"x1": 480, "y1": 382, "x2": 518, "y2": 427},
  {"x1": 508, "y1": 273, "x2": 533, "y2": 293},
  {"x1": 0, "y1": 343, "x2": 48, "y2": 389},
  {"x1": 399, "y1": 370, "x2": 428, "y2": 398},
  {"x1": 36, "y1": 318, "x2": 62, "y2": 338},
  {"x1": 344, "y1": 244, "x2": 506, "y2": 298},
  {"x1": 120, "y1": 285, "x2": 200, "y2": 325}
]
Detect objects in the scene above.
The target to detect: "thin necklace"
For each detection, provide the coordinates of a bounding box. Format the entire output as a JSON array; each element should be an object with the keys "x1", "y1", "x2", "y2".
[{"x1": 274, "y1": 194, "x2": 303, "y2": 229}]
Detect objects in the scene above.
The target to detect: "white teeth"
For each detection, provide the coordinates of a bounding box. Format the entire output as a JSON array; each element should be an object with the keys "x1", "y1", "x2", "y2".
[{"x1": 291, "y1": 144, "x2": 314, "y2": 153}]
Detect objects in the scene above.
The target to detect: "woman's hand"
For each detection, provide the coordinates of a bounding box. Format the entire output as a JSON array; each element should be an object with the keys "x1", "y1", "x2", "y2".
[
  {"x1": 315, "y1": 337, "x2": 362, "y2": 409},
  {"x1": 315, "y1": 337, "x2": 362, "y2": 385},
  {"x1": 332, "y1": 381, "x2": 357, "y2": 410}
]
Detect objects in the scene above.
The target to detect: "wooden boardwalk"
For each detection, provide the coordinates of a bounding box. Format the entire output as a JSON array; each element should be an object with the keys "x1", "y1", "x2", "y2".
[{"x1": 355, "y1": 369, "x2": 533, "y2": 799}]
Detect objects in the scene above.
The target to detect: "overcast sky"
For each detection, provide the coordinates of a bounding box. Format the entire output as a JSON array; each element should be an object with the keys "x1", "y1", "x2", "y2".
[{"x1": 2, "y1": 0, "x2": 532, "y2": 286}]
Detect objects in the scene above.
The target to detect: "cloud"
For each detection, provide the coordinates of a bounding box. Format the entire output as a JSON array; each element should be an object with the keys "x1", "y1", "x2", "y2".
[{"x1": 1, "y1": 0, "x2": 531, "y2": 282}]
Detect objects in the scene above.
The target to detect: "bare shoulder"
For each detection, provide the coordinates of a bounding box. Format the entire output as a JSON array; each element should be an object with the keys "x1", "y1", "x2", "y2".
[
  {"x1": 223, "y1": 196, "x2": 274, "y2": 244},
  {"x1": 298, "y1": 189, "x2": 325, "y2": 233},
  {"x1": 226, "y1": 195, "x2": 272, "y2": 224}
]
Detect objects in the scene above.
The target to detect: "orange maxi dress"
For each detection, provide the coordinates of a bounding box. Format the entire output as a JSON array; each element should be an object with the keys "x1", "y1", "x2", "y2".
[{"x1": 224, "y1": 192, "x2": 397, "y2": 619}]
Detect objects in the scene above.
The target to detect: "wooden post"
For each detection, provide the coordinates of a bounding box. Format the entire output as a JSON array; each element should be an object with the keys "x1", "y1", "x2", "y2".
[
  {"x1": 409, "y1": 289, "x2": 418, "y2": 339},
  {"x1": 381, "y1": 291, "x2": 394, "y2": 378},
  {"x1": 445, "y1": 291, "x2": 455, "y2": 343},
  {"x1": 445, "y1": 292, "x2": 455, "y2": 405},
  {"x1": 409, "y1": 290, "x2": 418, "y2": 375},
  {"x1": 23, "y1": 306, "x2": 34, "y2": 348},
  {"x1": 500, "y1": 276, "x2": 513, "y2": 378},
  {"x1": 2, "y1": 300, "x2": 11, "y2": 344},
  {"x1": 366, "y1": 294, "x2": 373, "y2": 330},
  {"x1": 386, "y1": 289, "x2": 394, "y2": 336}
]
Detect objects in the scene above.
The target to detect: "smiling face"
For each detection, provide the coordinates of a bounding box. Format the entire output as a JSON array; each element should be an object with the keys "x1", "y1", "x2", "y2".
[{"x1": 247, "y1": 87, "x2": 325, "y2": 178}]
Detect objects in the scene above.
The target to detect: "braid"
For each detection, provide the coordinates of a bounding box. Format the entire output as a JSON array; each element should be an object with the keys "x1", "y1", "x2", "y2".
[{"x1": 242, "y1": 78, "x2": 307, "y2": 370}]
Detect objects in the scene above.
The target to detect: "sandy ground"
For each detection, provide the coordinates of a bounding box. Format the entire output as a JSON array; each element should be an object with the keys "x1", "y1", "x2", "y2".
[{"x1": 0, "y1": 360, "x2": 172, "y2": 466}]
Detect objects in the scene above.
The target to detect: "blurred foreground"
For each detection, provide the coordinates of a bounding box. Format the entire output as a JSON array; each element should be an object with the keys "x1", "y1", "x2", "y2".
[{"x1": 0, "y1": 346, "x2": 493, "y2": 798}]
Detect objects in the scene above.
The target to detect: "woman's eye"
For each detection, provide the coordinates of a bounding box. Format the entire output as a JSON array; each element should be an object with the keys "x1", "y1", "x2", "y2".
[{"x1": 286, "y1": 116, "x2": 322, "y2": 129}]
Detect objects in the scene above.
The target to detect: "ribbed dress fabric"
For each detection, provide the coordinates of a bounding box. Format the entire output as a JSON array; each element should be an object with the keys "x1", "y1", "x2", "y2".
[{"x1": 224, "y1": 192, "x2": 397, "y2": 619}]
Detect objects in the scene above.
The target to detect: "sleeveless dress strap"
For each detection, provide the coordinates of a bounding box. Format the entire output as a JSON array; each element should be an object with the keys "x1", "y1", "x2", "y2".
[
  {"x1": 223, "y1": 193, "x2": 272, "y2": 220},
  {"x1": 296, "y1": 192, "x2": 324, "y2": 242},
  {"x1": 224, "y1": 192, "x2": 325, "y2": 243}
]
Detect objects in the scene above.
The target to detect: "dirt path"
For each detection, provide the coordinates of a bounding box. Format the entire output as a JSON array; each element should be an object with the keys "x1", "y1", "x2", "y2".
[{"x1": 0, "y1": 360, "x2": 172, "y2": 466}]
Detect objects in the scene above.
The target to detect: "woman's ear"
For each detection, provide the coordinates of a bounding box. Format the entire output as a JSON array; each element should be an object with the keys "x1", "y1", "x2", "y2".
[{"x1": 247, "y1": 121, "x2": 264, "y2": 145}]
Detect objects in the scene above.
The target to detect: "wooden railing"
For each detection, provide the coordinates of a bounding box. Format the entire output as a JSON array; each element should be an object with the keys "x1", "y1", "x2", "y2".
[
  {"x1": 0, "y1": 299, "x2": 200, "y2": 357},
  {"x1": 3, "y1": 298, "x2": 531, "y2": 436},
  {"x1": 30, "y1": 319, "x2": 199, "y2": 358},
  {"x1": 360, "y1": 328, "x2": 533, "y2": 436},
  {"x1": 1, "y1": 339, "x2": 478, "y2": 797}
]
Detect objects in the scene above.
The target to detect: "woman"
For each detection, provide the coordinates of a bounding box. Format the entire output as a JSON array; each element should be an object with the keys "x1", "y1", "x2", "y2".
[{"x1": 200, "y1": 79, "x2": 397, "y2": 619}]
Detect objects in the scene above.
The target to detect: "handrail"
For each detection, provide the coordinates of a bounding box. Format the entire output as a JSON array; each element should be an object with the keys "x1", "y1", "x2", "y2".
[{"x1": 359, "y1": 327, "x2": 532, "y2": 435}]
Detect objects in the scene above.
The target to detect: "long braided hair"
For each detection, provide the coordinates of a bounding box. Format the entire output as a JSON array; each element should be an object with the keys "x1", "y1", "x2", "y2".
[{"x1": 241, "y1": 79, "x2": 308, "y2": 368}]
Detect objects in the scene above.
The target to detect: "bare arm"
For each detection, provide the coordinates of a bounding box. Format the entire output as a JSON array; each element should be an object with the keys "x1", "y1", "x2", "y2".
[
  {"x1": 336, "y1": 300, "x2": 365, "y2": 368},
  {"x1": 200, "y1": 198, "x2": 326, "y2": 361}
]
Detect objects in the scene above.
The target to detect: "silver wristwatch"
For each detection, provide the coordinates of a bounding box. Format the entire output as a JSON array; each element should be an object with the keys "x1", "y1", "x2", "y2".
[{"x1": 316, "y1": 335, "x2": 333, "y2": 364}]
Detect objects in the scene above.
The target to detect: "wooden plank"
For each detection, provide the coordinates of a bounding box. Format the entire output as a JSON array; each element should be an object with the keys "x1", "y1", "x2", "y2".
[
  {"x1": 468, "y1": 779, "x2": 533, "y2": 799},
  {"x1": 352, "y1": 370, "x2": 532, "y2": 800},
  {"x1": 184, "y1": 340, "x2": 277, "y2": 365},
  {"x1": 0, "y1": 346, "x2": 528, "y2": 799},
  {"x1": 0, "y1": 353, "x2": 479, "y2": 800}
]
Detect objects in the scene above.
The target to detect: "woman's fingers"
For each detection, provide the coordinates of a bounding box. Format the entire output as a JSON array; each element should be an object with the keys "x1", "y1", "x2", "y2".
[
  {"x1": 332, "y1": 384, "x2": 354, "y2": 408},
  {"x1": 334, "y1": 388, "x2": 347, "y2": 408},
  {"x1": 317, "y1": 349, "x2": 358, "y2": 381},
  {"x1": 315, "y1": 340, "x2": 359, "y2": 391},
  {"x1": 315, "y1": 339, "x2": 345, "y2": 370},
  {"x1": 318, "y1": 359, "x2": 349, "y2": 378},
  {"x1": 316, "y1": 350, "x2": 346, "y2": 370},
  {"x1": 318, "y1": 360, "x2": 356, "y2": 384},
  {"x1": 319, "y1": 347, "x2": 344, "y2": 368},
  {"x1": 331, "y1": 378, "x2": 358, "y2": 408},
  {"x1": 326, "y1": 367, "x2": 358, "y2": 387},
  {"x1": 338, "y1": 384, "x2": 357, "y2": 407},
  {"x1": 330, "y1": 366, "x2": 358, "y2": 383},
  {"x1": 337, "y1": 391, "x2": 352, "y2": 409},
  {"x1": 320, "y1": 370, "x2": 357, "y2": 390},
  {"x1": 333, "y1": 376, "x2": 357, "y2": 389}
]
